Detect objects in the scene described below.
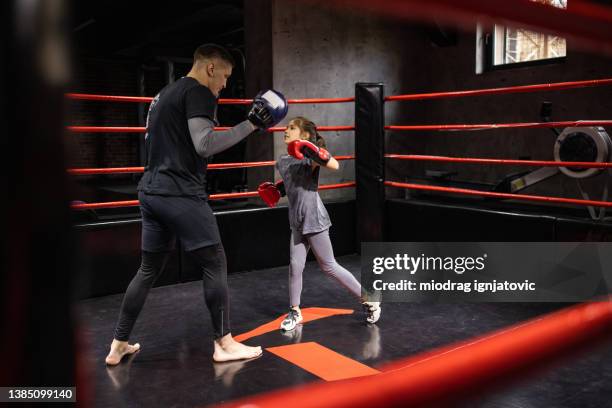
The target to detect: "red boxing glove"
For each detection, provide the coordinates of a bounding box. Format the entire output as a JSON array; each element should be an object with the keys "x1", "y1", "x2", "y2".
[
  {"x1": 257, "y1": 181, "x2": 285, "y2": 207},
  {"x1": 287, "y1": 140, "x2": 330, "y2": 165}
]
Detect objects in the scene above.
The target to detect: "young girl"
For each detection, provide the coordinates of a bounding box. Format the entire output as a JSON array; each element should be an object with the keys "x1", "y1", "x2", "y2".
[{"x1": 258, "y1": 117, "x2": 381, "y2": 331}]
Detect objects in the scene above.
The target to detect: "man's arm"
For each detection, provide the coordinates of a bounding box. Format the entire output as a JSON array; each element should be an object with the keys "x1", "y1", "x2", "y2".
[{"x1": 188, "y1": 117, "x2": 257, "y2": 158}]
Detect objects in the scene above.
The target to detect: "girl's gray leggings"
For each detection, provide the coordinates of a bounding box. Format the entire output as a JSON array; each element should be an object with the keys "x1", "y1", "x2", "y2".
[{"x1": 289, "y1": 228, "x2": 362, "y2": 307}]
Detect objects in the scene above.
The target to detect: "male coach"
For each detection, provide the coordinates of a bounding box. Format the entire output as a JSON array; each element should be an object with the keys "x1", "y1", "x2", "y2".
[{"x1": 106, "y1": 44, "x2": 288, "y2": 365}]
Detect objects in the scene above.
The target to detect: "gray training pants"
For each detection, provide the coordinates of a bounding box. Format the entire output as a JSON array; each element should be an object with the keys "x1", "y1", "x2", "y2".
[{"x1": 289, "y1": 228, "x2": 362, "y2": 307}]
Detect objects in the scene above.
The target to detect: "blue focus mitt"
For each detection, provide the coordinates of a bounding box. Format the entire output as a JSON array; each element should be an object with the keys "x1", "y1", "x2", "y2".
[{"x1": 247, "y1": 89, "x2": 288, "y2": 129}]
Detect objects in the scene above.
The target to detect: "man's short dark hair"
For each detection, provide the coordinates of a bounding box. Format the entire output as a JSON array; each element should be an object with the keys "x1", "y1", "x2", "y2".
[{"x1": 193, "y1": 44, "x2": 235, "y2": 67}]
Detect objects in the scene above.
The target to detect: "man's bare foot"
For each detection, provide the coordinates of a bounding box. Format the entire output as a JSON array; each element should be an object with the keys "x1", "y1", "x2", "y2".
[
  {"x1": 105, "y1": 339, "x2": 141, "y2": 366},
  {"x1": 213, "y1": 333, "x2": 262, "y2": 362}
]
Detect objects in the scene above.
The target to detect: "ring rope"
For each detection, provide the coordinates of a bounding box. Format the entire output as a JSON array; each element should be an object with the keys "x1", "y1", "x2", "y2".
[
  {"x1": 70, "y1": 182, "x2": 356, "y2": 210},
  {"x1": 385, "y1": 180, "x2": 612, "y2": 208},
  {"x1": 385, "y1": 78, "x2": 612, "y2": 102},
  {"x1": 67, "y1": 125, "x2": 355, "y2": 133},
  {"x1": 385, "y1": 120, "x2": 612, "y2": 132},
  {"x1": 65, "y1": 93, "x2": 354, "y2": 105},
  {"x1": 67, "y1": 156, "x2": 355, "y2": 175},
  {"x1": 67, "y1": 121, "x2": 612, "y2": 134},
  {"x1": 385, "y1": 154, "x2": 612, "y2": 169},
  {"x1": 66, "y1": 78, "x2": 612, "y2": 105}
]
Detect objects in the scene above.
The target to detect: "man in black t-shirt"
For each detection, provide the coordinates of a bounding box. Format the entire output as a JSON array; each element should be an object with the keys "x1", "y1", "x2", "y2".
[{"x1": 105, "y1": 44, "x2": 288, "y2": 365}]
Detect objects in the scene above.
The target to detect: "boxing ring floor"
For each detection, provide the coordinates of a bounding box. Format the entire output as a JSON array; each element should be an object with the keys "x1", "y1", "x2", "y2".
[{"x1": 78, "y1": 254, "x2": 612, "y2": 408}]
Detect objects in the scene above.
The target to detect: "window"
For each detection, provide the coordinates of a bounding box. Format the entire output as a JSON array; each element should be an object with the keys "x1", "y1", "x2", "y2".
[{"x1": 478, "y1": 0, "x2": 567, "y2": 71}]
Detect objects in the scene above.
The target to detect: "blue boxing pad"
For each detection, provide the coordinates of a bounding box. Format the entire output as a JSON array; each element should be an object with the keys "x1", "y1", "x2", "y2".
[{"x1": 247, "y1": 89, "x2": 288, "y2": 129}]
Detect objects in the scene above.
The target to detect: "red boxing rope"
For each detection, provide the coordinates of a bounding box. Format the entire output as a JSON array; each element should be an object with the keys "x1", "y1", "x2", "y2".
[
  {"x1": 70, "y1": 121, "x2": 612, "y2": 134},
  {"x1": 70, "y1": 182, "x2": 356, "y2": 210},
  {"x1": 215, "y1": 300, "x2": 612, "y2": 408},
  {"x1": 67, "y1": 156, "x2": 355, "y2": 176},
  {"x1": 67, "y1": 77, "x2": 612, "y2": 106},
  {"x1": 68, "y1": 167, "x2": 144, "y2": 175},
  {"x1": 385, "y1": 78, "x2": 612, "y2": 102},
  {"x1": 385, "y1": 181, "x2": 612, "y2": 208},
  {"x1": 287, "y1": 97, "x2": 354, "y2": 104},
  {"x1": 67, "y1": 78, "x2": 612, "y2": 106},
  {"x1": 270, "y1": 125, "x2": 354, "y2": 132},
  {"x1": 67, "y1": 155, "x2": 611, "y2": 176},
  {"x1": 66, "y1": 93, "x2": 154, "y2": 103},
  {"x1": 385, "y1": 154, "x2": 612, "y2": 169},
  {"x1": 385, "y1": 120, "x2": 612, "y2": 132},
  {"x1": 68, "y1": 126, "x2": 146, "y2": 133},
  {"x1": 66, "y1": 93, "x2": 354, "y2": 105},
  {"x1": 67, "y1": 125, "x2": 354, "y2": 133}
]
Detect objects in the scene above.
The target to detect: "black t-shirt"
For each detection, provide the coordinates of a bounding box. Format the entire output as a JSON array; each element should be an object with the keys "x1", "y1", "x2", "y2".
[{"x1": 137, "y1": 77, "x2": 217, "y2": 197}]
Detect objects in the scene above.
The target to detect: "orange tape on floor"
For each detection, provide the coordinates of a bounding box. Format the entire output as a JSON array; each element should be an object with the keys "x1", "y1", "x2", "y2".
[
  {"x1": 234, "y1": 307, "x2": 354, "y2": 343},
  {"x1": 267, "y1": 342, "x2": 380, "y2": 381},
  {"x1": 217, "y1": 301, "x2": 612, "y2": 408}
]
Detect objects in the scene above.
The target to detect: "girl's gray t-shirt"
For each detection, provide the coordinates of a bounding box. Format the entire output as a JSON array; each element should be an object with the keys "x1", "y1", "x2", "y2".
[{"x1": 276, "y1": 155, "x2": 331, "y2": 234}]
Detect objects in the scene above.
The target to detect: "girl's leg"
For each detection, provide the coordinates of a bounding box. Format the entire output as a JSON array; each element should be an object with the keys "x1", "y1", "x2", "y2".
[
  {"x1": 281, "y1": 230, "x2": 310, "y2": 331},
  {"x1": 307, "y1": 229, "x2": 361, "y2": 299},
  {"x1": 308, "y1": 229, "x2": 381, "y2": 324},
  {"x1": 288, "y1": 229, "x2": 310, "y2": 307}
]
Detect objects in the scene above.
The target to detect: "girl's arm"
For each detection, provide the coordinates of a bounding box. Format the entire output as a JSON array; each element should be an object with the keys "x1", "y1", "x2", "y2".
[
  {"x1": 321, "y1": 157, "x2": 339, "y2": 170},
  {"x1": 289, "y1": 139, "x2": 339, "y2": 171}
]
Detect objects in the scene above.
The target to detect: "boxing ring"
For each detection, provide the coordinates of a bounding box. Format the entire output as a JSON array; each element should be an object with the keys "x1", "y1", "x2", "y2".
[
  {"x1": 67, "y1": 77, "x2": 612, "y2": 212},
  {"x1": 66, "y1": 0, "x2": 612, "y2": 405},
  {"x1": 68, "y1": 74, "x2": 612, "y2": 406},
  {"x1": 66, "y1": 94, "x2": 355, "y2": 211}
]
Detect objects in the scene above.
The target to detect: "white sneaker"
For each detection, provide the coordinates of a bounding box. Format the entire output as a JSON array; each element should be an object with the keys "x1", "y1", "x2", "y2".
[
  {"x1": 280, "y1": 308, "x2": 303, "y2": 331},
  {"x1": 362, "y1": 301, "x2": 381, "y2": 324}
]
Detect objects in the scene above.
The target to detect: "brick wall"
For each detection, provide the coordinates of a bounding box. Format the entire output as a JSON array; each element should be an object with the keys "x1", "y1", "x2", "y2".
[
  {"x1": 67, "y1": 57, "x2": 143, "y2": 170},
  {"x1": 66, "y1": 56, "x2": 249, "y2": 206}
]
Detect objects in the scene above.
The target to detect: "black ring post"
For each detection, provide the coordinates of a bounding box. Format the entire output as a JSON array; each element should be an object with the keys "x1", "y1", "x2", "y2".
[{"x1": 355, "y1": 83, "x2": 385, "y2": 249}]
